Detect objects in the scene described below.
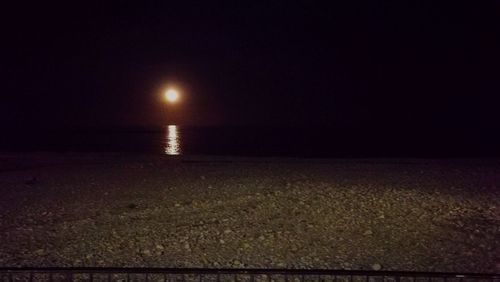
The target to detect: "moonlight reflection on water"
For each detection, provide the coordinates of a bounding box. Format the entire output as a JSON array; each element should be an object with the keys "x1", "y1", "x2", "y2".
[{"x1": 165, "y1": 125, "x2": 180, "y2": 155}]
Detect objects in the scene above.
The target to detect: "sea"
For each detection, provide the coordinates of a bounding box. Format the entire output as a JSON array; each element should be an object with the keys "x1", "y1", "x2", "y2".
[{"x1": 1, "y1": 126, "x2": 498, "y2": 158}]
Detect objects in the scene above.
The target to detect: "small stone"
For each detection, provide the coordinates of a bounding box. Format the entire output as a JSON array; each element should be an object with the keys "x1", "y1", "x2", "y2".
[
  {"x1": 155, "y1": 244, "x2": 164, "y2": 250},
  {"x1": 258, "y1": 235, "x2": 266, "y2": 240},
  {"x1": 142, "y1": 249, "x2": 151, "y2": 256},
  {"x1": 224, "y1": 229, "x2": 232, "y2": 234},
  {"x1": 363, "y1": 230, "x2": 373, "y2": 236},
  {"x1": 371, "y1": 263, "x2": 382, "y2": 271},
  {"x1": 34, "y1": 249, "x2": 45, "y2": 256},
  {"x1": 219, "y1": 239, "x2": 225, "y2": 244},
  {"x1": 174, "y1": 203, "x2": 181, "y2": 207},
  {"x1": 341, "y1": 263, "x2": 351, "y2": 270},
  {"x1": 232, "y1": 259, "x2": 242, "y2": 266},
  {"x1": 183, "y1": 243, "x2": 191, "y2": 250}
]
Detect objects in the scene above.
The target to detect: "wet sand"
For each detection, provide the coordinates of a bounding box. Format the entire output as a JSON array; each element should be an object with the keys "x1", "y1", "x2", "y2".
[{"x1": 0, "y1": 153, "x2": 498, "y2": 272}]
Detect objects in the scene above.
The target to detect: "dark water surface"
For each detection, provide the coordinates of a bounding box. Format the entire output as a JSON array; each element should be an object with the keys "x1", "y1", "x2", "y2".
[{"x1": 1, "y1": 126, "x2": 499, "y2": 157}]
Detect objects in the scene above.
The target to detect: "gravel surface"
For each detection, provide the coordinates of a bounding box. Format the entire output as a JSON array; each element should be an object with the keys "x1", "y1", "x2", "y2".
[{"x1": 0, "y1": 154, "x2": 499, "y2": 272}]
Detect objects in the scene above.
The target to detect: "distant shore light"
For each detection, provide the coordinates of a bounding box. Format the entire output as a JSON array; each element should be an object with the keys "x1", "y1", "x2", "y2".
[{"x1": 165, "y1": 89, "x2": 179, "y2": 102}]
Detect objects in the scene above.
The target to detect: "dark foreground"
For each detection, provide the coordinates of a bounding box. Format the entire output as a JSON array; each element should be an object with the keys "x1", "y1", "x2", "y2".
[{"x1": 0, "y1": 153, "x2": 498, "y2": 272}]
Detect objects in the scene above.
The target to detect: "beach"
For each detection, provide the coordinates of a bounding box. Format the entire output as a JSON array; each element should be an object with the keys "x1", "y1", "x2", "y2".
[{"x1": 0, "y1": 153, "x2": 498, "y2": 272}]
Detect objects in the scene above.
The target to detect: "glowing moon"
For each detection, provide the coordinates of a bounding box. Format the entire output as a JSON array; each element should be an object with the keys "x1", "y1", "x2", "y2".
[{"x1": 165, "y1": 89, "x2": 179, "y2": 102}]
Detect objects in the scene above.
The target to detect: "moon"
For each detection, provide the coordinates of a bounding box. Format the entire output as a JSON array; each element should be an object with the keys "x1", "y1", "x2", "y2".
[{"x1": 165, "y1": 89, "x2": 179, "y2": 102}]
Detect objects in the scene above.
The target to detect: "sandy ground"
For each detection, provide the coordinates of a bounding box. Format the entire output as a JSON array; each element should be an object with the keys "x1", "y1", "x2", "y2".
[{"x1": 0, "y1": 153, "x2": 499, "y2": 273}]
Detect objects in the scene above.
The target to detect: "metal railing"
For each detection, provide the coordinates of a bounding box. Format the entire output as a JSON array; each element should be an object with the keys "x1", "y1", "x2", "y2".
[{"x1": 0, "y1": 268, "x2": 498, "y2": 282}]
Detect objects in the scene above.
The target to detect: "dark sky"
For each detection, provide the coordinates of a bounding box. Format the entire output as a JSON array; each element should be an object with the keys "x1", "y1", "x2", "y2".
[{"x1": 2, "y1": 2, "x2": 500, "y2": 131}]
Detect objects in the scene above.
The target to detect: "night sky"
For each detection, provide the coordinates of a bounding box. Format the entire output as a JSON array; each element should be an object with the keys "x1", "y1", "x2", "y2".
[{"x1": 2, "y1": 2, "x2": 500, "y2": 133}]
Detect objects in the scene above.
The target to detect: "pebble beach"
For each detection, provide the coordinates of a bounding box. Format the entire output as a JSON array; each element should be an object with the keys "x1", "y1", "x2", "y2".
[{"x1": 0, "y1": 153, "x2": 498, "y2": 273}]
